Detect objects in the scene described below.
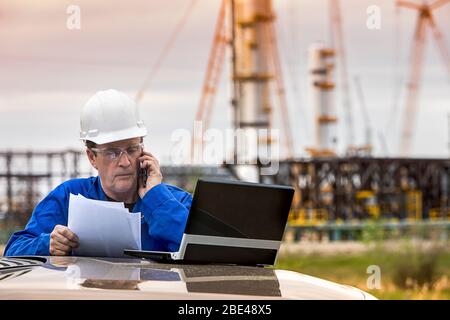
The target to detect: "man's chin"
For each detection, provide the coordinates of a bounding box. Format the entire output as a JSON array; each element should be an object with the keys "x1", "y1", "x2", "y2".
[{"x1": 112, "y1": 178, "x2": 136, "y2": 192}]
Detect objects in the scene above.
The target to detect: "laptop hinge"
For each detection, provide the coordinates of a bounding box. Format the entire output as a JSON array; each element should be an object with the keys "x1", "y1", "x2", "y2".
[
  {"x1": 172, "y1": 233, "x2": 281, "y2": 261},
  {"x1": 170, "y1": 234, "x2": 189, "y2": 260}
]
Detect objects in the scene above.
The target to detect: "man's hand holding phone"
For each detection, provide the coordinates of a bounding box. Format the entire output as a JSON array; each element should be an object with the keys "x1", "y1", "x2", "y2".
[{"x1": 138, "y1": 151, "x2": 163, "y2": 199}]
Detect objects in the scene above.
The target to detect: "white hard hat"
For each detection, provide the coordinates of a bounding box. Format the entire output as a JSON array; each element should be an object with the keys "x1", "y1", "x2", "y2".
[{"x1": 80, "y1": 89, "x2": 147, "y2": 144}]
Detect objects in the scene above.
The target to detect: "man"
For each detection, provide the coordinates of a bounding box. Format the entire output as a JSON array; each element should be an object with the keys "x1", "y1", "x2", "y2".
[{"x1": 5, "y1": 89, "x2": 192, "y2": 256}]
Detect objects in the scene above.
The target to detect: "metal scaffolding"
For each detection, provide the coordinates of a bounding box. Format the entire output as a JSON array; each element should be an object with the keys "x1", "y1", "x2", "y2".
[
  {"x1": 276, "y1": 157, "x2": 450, "y2": 224},
  {"x1": 0, "y1": 150, "x2": 90, "y2": 226}
]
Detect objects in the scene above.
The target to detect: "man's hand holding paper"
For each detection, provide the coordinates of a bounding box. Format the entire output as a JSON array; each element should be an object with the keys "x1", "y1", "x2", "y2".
[{"x1": 67, "y1": 194, "x2": 141, "y2": 257}]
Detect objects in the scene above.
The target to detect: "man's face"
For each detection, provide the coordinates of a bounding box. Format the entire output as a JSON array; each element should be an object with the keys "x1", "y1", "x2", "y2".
[{"x1": 87, "y1": 137, "x2": 143, "y2": 196}]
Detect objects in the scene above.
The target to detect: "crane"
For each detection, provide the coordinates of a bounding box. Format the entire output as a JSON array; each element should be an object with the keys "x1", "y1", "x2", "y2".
[
  {"x1": 329, "y1": 0, "x2": 355, "y2": 151},
  {"x1": 192, "y1": 0, "x2": 295, "y2": 163},
  {"x1": 191, "y1": 0, "x2": 228, "y2": 162},
  {"x1": 265, "y1": 20, "x2": 295, "y2": 159},
  {"x1": 397, "y1": 0, "x2": 450, "y2": 156},
  {"x1": 353, "y1": 76, "x2": 373, "y2": 156}
]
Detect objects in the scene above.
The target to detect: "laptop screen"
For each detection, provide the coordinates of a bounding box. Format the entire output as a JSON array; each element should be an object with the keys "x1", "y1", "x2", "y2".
[{"x1": 184, "y1": 179, "x2": 295, "y2": 241}]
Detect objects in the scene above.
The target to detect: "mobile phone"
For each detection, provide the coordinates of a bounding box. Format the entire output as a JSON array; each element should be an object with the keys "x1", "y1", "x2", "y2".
[
  {"x1": 140, "y1": 167, "x2": 147, "y2": 188},
  {"x1": 138, "y1": 150, "x2": 147, "y2": 188}
]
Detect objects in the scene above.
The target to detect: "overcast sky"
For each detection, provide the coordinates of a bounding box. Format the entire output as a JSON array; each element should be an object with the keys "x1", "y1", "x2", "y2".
[{"x1": 0, "y1": 0, "x2": 449, "y2": 163}]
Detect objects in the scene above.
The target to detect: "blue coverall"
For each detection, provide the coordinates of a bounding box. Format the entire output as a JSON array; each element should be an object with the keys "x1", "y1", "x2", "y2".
[{"x1": 4, "y1": 176, "x2": 192, "y2": 256}]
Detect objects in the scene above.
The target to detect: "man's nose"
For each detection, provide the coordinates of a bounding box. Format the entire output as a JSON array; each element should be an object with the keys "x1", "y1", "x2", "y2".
[{"x1": 117, "y1": 151, "x2": 131, "y2": 167}]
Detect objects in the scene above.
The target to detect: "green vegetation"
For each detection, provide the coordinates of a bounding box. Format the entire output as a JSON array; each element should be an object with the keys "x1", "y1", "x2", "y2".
[
  {"x1": 0, "y1": 223, "x2": 24, "y2": 255},
  {"x1": 275, "y1": 243, "x2": 450, "y2": 300},
  {"x1": 0, "y1": 225, "x2": 20, "y2": 247}
]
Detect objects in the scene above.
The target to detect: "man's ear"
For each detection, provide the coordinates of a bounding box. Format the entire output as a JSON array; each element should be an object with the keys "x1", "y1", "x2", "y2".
[{"x1": 86, "y1": 149, "x2": 98, "y2": 170}]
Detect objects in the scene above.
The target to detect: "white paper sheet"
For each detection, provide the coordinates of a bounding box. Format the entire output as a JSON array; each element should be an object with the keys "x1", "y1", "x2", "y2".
[{"x1": 68, "y1": 193, "x2": 141, "y2": 258}]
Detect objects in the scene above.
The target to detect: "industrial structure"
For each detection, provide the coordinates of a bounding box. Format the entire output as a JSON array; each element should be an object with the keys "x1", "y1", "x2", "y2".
[
  {"x1": 0, "y1": 150, "x2": 86, "y2": 227},
  {"x1": 1, "y1": 151, "x2": 448, "y2": 241},
  {"x1": 1, "y1": 0, "x2": 449, "y2": 241},
  {"x1": 329, "y1": 0, "x2": 355, "y2": 154},
  {"x1": 192, "y1": 0, "x2": 295, "y2": 182},
  {"x1": 305, "y1": 43, "x2": 338, "y2": 157},
  {"x1": 189, "y1": 0, "x2": 449, "y2": 229}
]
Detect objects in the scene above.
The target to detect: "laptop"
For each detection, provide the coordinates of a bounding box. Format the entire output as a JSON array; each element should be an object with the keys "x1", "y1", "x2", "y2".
[{"x1": 124, "y1": 178, "x2": 295, "y2": 266}]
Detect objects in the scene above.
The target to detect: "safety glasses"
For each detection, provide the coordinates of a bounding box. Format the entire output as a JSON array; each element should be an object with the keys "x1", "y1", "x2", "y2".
[{"x1": 90, "y1": 143, "x2": 144, "y2": 161}]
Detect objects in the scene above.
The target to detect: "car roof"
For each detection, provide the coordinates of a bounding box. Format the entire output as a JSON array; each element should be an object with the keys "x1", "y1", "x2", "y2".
[{"x1": 0, "y1": 256, "x2": 376, "y2": 300}]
